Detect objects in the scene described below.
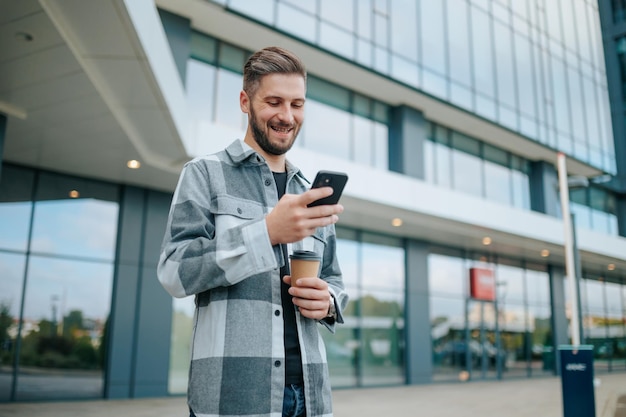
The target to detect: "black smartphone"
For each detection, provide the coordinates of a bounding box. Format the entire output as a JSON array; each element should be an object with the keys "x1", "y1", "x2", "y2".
[{"x1": 307, "y1": 170, "x2": 349, "y2": 207}]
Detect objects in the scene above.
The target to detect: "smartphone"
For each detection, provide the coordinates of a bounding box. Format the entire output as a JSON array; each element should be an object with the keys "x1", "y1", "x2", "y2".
[{"x1": 307, "y1": 170, "x2": 349, "y2": 207}]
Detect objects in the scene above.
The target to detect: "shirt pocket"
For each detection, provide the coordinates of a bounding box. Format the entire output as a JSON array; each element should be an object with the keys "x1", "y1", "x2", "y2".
[{"x1": 213, "y1": 194, "x2": 265, "y2": 220}]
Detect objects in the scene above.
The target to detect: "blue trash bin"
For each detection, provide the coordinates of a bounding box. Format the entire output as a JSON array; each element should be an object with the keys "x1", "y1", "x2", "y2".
[{"x1": 558, "y1": 345, "x2": 595, "y2": 417}]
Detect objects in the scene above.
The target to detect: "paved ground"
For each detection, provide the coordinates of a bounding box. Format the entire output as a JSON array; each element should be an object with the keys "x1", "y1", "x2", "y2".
[{"x1": 0, "y1": 372, "x2": 624, "y2": 417}]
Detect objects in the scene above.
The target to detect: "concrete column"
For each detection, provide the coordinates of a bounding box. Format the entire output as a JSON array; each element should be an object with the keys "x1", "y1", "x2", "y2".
[
  {"x1": 529, "y1": 161, "x2": 560, "y2": 217},
  {"x1": 405, "y1": 239, "x2": 432, "y2": 384},
  {"x1": 388, "y1": 106, "x2": 427, "y2": 180}
]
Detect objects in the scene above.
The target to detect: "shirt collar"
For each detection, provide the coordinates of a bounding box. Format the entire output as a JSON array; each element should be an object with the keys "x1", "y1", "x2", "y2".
[{"x1": 226, "y1": 139, "x2": 309, "y2": 184}]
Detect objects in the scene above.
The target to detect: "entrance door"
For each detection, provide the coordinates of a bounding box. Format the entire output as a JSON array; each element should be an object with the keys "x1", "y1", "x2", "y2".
[{"x1": 466, "y1": 299, "x2": 503, "y2": 380}]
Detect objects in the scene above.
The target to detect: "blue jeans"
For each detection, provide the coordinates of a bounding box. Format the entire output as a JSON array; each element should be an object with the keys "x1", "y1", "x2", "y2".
[
  {"x1": 283, "y1": 383, "x2": 306, "y2": 417},
  {"x1": 188, "y1": 384, "x2": 306, "y2": 417}
]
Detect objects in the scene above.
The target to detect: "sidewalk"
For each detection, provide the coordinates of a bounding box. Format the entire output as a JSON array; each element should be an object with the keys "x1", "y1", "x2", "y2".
[{"x1": 0, "y1": 373, "x2": 624, "y2": 417}]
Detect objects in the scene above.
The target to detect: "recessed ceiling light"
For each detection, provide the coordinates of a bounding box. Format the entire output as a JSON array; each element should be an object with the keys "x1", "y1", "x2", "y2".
[
  {"x1": 127, "y1": 159, "x2": 141, "y2": 169},
  {"x1": 541, "y1": 249, "x2": 550, "y2": 257},
  {"x1": 607, "y1": 264, "x2": 616, "y2": 271},
  {"x1": 391, "y1": 218, "x2": 403, "y2": 227},
  {"x1": 69, "y1": 190, "x2": 80, "y2": 198},
  {"x1": 482, "y1": 237, "x2": 492, "y2": 246}
]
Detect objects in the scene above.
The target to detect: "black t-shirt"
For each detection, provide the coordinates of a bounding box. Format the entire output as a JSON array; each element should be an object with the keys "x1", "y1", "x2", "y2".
[{"x1": 273, "y1": 172, "x2": 304, "y2": 385}]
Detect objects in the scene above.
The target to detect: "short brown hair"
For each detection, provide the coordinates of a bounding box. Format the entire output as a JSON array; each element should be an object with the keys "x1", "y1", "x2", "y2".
[{"x1": 243, "y1": 46, "x2": 307, "y2": 97}]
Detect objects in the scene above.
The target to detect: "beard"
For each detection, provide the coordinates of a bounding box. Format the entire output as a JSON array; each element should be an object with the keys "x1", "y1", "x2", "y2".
[{"x1": 249, "y1": 104, "x2": 298, "y2": 156}]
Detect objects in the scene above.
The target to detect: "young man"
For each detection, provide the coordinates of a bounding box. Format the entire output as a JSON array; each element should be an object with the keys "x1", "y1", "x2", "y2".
[{"x1": 158, "y1": 46, "x2": 348, "y2": 417}]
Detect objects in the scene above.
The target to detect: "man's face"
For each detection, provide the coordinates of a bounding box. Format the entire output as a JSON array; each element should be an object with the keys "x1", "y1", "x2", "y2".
[{"x1": 243, "y1": 73, "x2": 306, "y2": 156}]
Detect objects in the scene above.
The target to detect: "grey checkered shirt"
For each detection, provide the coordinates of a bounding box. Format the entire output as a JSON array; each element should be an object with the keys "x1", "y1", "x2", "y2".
[{"x1": 158, "y1": 139, "x2": 347, "y2": 417}]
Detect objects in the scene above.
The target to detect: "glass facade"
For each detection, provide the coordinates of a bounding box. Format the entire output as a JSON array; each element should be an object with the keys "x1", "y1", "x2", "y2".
[
  {"x1": 186, "y1": 32, "x2": 390, "y2": 170},
  {"x1": 2, "y1": 0, "x2": 626, "y2": 405},
  {"x1": 580, "y1": 275, "x2": 626, "y2": 372},
  {"x1": 0, "y1": 165, "x2": 118, "y2": 401},
  {"x1": 211, "y1": 0, "x2": 616, "y2": 174},
  {"x1": 424, "y1": 122, "x2": 531, "y2": 210},
  {"x1": 570, "y1": 185, "x2": 620, "y2": 235},
  {"x1": 429, "y1": 251, "x2": 553, "y2": 382}
]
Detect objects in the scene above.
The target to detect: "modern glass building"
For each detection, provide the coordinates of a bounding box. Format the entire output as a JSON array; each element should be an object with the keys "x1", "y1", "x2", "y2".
[{"x1": 1, "y1": 0, "x2": 625, "y2": 402}]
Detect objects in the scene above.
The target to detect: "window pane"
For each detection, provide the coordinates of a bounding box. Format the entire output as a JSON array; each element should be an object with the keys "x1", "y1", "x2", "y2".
[
  {"x1": 31, "y1": 173, "x2": 118, "y2": 261},
  {"x1": 304, "y1": 101, "x2": 351, "y2": 159},
  {"x1": 448, "y1": 0, "x2": 471, "y2": 87},
  {"x1": 390, "y1": 0, "x2": 418, "y2": 61},
  {"x1": 214, "y1": 69, "x2": 246, "y2": 130},
  {"x1": 168, "y1": 296, "x2": 195, "y2": 394},
  {"x1": 373, "y1": 122, "x2": 389, "y2": 170},
  {"x1": 484, "y1": 161, "x2": 512, "y2": 206},
  {"x1": 228, "y1": 0, "x2": 274, "y2": 25},
  {"x1": 451, "y1": 149, "x2": 482, "y2": 198},
  {"x1": 435, "y1": 142, "x2": 452, "y2": 188},
  {"x1": 494, "y1": 20, "x2": 516, "y2": 109},
  {"x1": 0, "y1": 252, "x2": 26, "y2": 401},
  {"x1": 514, "y1": 33, "x2": 536, "y2": 119},
  {"x1": 16, "y1": 256, "x2": 113, "y2": 400},
  {"x1": 420, "y1": 1, "x2": 446, "y2": 75},
  {"x1": 471, "y1": 6, "x2": 495, "y2": 99},
  {"x1": 187, "y1": 59, "x2": 217, "y2": 140},
  {"x1": 277, "y1": 3, "x2": 316, "y2": 43},
  {"x1": 320, "y1": 22, "x2": 354, "y2": 58},
  {"x1": 0, "y1": 165, "x2": 34, "y2": 252},
  {"x1": 353, "y1": 116, "x2": 374, "y2": 166},
  {"x1": 496, "y1": 264, "x2": 525, "y2": 305},
  {"x1": 361, "y1": 238, "x2": 404, "y2": 292}
]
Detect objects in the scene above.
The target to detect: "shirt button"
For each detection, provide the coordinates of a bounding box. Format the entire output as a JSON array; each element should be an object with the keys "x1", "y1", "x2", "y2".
[
  {"x1": 274, "y1": 310, "x2": 280, "y2": 316},
  {"x1": 265, "y1": 179, "x2": 271, "y2": 186},
  {"x1": 237, "y1": 207, "x2": 242, "y2": 214},
  {"x1": 274, "y1": 360, "x2": 281, "y2": 367}
]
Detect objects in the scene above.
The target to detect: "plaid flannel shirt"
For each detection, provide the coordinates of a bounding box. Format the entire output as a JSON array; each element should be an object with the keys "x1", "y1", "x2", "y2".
[{"x1": 158, "y1": 139, "x2": 347, "y2": 417}]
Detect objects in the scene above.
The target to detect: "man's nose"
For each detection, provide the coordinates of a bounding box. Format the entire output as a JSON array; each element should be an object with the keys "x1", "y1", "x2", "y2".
[{"x1": 277, "y1": 104, "x2": 294, "y2": 123}]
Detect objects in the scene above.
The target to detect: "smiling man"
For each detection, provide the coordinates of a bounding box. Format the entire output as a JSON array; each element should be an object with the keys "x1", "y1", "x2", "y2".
[{"x1": 158, "y1": 46, "x2": 348, "y2": 417}]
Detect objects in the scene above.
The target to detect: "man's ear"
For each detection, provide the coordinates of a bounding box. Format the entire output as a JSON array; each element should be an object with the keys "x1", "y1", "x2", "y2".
[{"x1": 240, "y1": 90, "x2": 250, "y2": 113}]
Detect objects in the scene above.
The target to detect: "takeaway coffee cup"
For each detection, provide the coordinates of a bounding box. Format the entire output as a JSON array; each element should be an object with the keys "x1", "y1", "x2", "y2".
[{"x1": 289, "y1": 250, "x2": 321, "y2": 287}]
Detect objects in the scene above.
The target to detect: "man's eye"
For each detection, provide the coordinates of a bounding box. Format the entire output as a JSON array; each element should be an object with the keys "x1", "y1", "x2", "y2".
[{"x1": 268, "y1": 102, "x2": 280, "y2": 106}]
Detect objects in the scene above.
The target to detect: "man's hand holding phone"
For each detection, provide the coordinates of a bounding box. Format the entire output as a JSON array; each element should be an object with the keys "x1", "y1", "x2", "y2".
[
  {"x1": 267, "y1": 170, "x2": 348, "y2": 245},
  {"x1": 267, "y1": 186, "x2": 344, "y2": 245}
]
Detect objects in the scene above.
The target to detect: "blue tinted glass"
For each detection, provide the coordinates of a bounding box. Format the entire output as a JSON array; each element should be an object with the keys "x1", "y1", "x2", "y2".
[{"x1": 31, "y1": 199, "x2": 118, "y2": 260}]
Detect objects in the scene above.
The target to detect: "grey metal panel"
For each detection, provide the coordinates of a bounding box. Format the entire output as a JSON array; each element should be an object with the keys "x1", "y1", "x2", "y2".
[
  {"x1": 106, "y1": 186, "x2": 145, "y2": 398},
  {"x1": 388, "y1": 106, "x2": 427, "y2": 180},
  {"x1": 116, "y1": 186, "x2": 145, "y2": 265},
  {"x1": 405, "y1": 239, "x2": 432, "y2": 384},
  {"x1": 132, "y1": 265, "x2": 172, "y2": 397},
  {"x1": 131, "y1": 189, "x2": 173, "y2": 397},
  {"x1": 142, "y1": 190, "x2": 172, "y2": 268},
  {"x1": 106, "y1": 263, "x2": 140, "y2": 399}
]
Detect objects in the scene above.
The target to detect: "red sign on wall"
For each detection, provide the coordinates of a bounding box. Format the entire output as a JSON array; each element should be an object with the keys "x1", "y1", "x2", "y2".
[{"x1": 469, "y1": 267, "x2": 495, "y2": 301}]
